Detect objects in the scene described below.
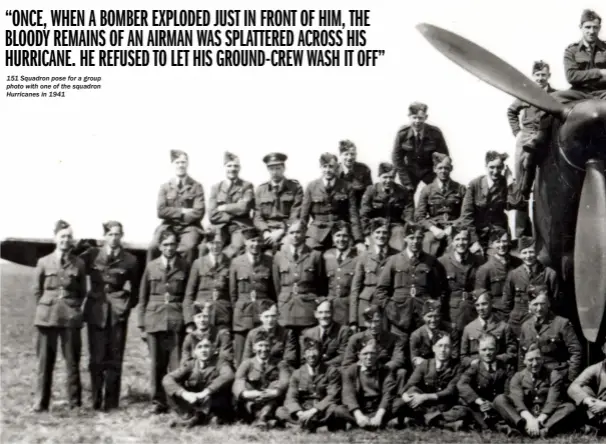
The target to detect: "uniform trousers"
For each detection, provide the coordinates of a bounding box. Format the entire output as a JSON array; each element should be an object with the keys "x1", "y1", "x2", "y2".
[{"x1": 147, "y1": 330, "x2": 183, "y2": 407}]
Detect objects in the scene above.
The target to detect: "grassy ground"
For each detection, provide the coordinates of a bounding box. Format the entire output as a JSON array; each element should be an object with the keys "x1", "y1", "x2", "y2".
[{"x1": 0, "y1": 261, "x2": 598, "y2": 443}]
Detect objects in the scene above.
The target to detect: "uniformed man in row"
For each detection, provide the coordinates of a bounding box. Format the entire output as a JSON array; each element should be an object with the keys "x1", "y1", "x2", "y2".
[
  {"x1": 337, "y1": 140, "x2": 373, "y2": 210},
  {"x1": 80, "y1": 221, "x2": 139, "y2": 411},
  {"x1": 209, "y1": 152, "x2": 255, "y2": 259},
  {"x1": 139, "y1": 228, "x2": 190, "y2": 414},
  {"x1": 33, "y1": 220, "x2": 87, "y2": 412},
  {"x1": 392, "y1": 101, "x2": 450, "y2": 194},
  {"x1": 300, "y1": 153, "x2": 364, "y2": 252},
  {"x1": 254, "y1": 152, "x2": 303, "y2": 252},
  {"x1": 229, "y1": 227, "x2": 276, "y2": 366},
  {"x1": 416, "y1": 153, "x2": 466, "y2": 257},
  {"x1": 360, "y1": 162, "x2": 414, "y2": 251},
  {"x1": 409, "y1": 300, "x2": 459, "y2": 366},
  {"x1": 148, "y1": 150, "x2": 205, "y2": 266}
]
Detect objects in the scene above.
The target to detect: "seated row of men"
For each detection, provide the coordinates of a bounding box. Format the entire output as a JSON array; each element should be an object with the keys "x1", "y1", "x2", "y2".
[{"x1": 163, "y1": 299, "x2": 603, "y2": 437}]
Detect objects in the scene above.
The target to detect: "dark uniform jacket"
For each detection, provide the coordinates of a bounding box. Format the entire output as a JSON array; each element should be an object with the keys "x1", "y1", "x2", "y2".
[
  {"x1": 410, "y1": 323, "x2": 460, "y2": 363},
  {"x1": 460, "y1": 175, "x2": 523, "y2": 245},
  {"x1": 349, "y1": 247, "x2": 398, "y2": 326},
  {"x1": 339, "y1": 162, "x2": 373, "y2": 209},
  {"x1": 242, "y1": 325, "x2": 298, "y2": 368},
  {"x1": 460, "y1": 316, "x2": 517, "y2": 367},
  {"x1": 181, "y1": 327, "x2": 234, "y2": 366},
  {"x1": 342, "y1": 363, "x2": 397, "y2": 414},
  {"x1": 300, "y1": 322, "x2": 353, "y2": 367},
  {"x1": 254, "y1": 178, "x2": 303, "y2": 233},
  {"x1": 157, "y1": 176, "x2": 205, "y2": 230},
  {"x1": 232, "y1": 357, "x2": 291, "y2": 399},
  {"x1": 163, "y1": 356, "x2": 235, "y2": 398},
  {"x1": 416, "y1": 179, "x2": 466, "y2": 229},
  {"x1": 138, "y1": 256, "x2": 190, "y2": 333},
  {"x1": 375, "y1": 250, "x2": 446, "y2": 334},
  {"x1": 518, "y1": 314, "x2": 582, "y2": 383},
  {"x1": 184, "y1": 253, "x2": 231, "y2": 327},
  {"x1": 33, "y1": 252, "x2": 87, "y2": 328},
  {"x1": 80, "y1": 247, "x2": 139, "y2": 328},
  {"x1": 300, "y1": 177, "x2": 363, "y2": 244},
  {"x1": 342, "y1": 330, "x2": 407, "y2": 372},
  {"x1": 273, "y1": 245, "x2": 325, "y2": 328},
  {"x1": 564, "y1": 39, "x2": 606, "y2": 92},
  {"x1": 324, "y1": 248, "x2": 358, "y2": 325},
  {"x1": 457, "y1": 360, "x2": 511, "y2": 404},
  {"x1": 209, "y1": 178, "x2": 255, "y2": 229},
  {"x1": 475, "y1": 255, "x2": 522, "y2": 301},
  {"x1": 360, "y1": 183, "x2": 414, "y2": 234},
  {"x1": 509, "y1": 367, "x2": 563, "y2": 417},
  {"x1": 501, "y1": 262, "x2": 560, "y2": 328},
  {"x1": 283, "y1": 364, "x2": 341, "y2": 415},
  {"x1": 403, "y1": 359, "x2": 462, "y2": 405},
  {"x1": 229, "y1": 253, "x2": 275, "y2": 332}
]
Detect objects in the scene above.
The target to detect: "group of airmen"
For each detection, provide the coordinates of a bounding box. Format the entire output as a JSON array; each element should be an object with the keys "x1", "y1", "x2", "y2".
[{"x1": 30, "y1": 8, "x2": 606, "y2": 438}]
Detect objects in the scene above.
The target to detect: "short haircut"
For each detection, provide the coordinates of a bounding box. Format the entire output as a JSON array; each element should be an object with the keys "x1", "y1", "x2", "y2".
[
  {"x1": 338, "y1": 140, "x2": 356, "y2": 153},
  {"x1": 319, "y1": 152, "x2": 338, "y2": 165},
  {"x1": 102, "y1": 220, "x2": 123, "y2": 235},
  {"x1": 485, "y1": 151, "x2": 508, "y2": 164},
  {"x1": 159, "y1": 228, "x2": 178, "y2": 243},
  {"x1": 331, "y1": 221, "x2": 352, "y2": 237},
  {"x1": 409, "y1": 101, "x2": 428, "y2": 115},
  {"x1": 478, "y1": 333, "x2": 497, "y2": 346}
]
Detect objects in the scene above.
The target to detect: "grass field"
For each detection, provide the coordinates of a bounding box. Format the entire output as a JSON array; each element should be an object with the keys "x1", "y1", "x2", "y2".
[{"x1": 0, "y1": 260, "x2": 598, "y2": 443}]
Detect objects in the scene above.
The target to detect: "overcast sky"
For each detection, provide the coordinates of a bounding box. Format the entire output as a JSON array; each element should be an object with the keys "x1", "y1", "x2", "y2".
[{"x1": 2, "y1": 0, "x2": 603, "y2": 243}]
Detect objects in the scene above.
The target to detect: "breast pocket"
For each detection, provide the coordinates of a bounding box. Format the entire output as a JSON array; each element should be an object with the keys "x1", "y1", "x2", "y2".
[
  {"x1": 165, "y1": 189, "x2": 178, "y2": 204},
  {"x1": 44, "y1": 271, "x2": 60, "y2": 290},
  {"x1": 364, "y1": 266, "x2": 378, "y2": 286},
  {"x1": 393, "y1": 269, "x2": 407, "y2": 288},
  {"x1": 215, "y1": 190, "x2": 228, "y2": 205},
  {"x1": 540, "y1": 335, "x2": 560, "y2": 354},
  {"x1": 332, "y1": 193, "x2": 348, "y2": 213},
  {"x1": 107, "y1": 268, "x2": 127, "y2": 286},
  {"x1": 259, "y1": 198, "x2": 275, "y2": 217},
  {"x1": 311, "y1": 196, "x2": 328, "y2": 214},
  {"x1": 302, "y1": 266, "x2": 317, "y2": 282},
  {"x1": 237, "y1": 276, "x2": 251, "y2": 294},
  {"x1": 489, "y1": 276, "x2": 505, "y2": 295},
  {"x1": 279, "y1": 194, "x2": 295, "y2": 213},
  {"x1": 415, "y1": 266, "x2": 430, "y2": 287},
  {"x1": 167, "y1": 274, "x2": 186, "y2": 295}
]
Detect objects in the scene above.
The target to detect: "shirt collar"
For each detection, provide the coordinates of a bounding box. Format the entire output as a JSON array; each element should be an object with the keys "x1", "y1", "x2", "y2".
[
  {"x1": 341, "y1": 163, "x2": 353, "y2": 175},
  {"x1": 55, "y1": 249, "x2": 68, "y2": 261},
  {"x1": 375, "y1": 245, "x2": 386, "y2": 255},
  {"x1": 436, "y1": 178, "x2": 449, "y2": 189},
  {"x1": 337, "y1": 248, "x2": 351, "y2": 260},
  {"x1": 486, "y1": 175, "x2": 495, "y2": 189},
  {"x1": 453, "y1": 250, "x2": 468, "y2": 263},
  {"x1": 307, "y1": 364, "x2": 316, "y2": 376},
  {"x1": 106, "y1": 246, "x2": 121, "y2": 258},
  {"x1": 406, "y1": 248, "x2": 419, "y2": 260},
  {"x1": 435, "y1": 359, "x2": 447, "y2": 370},
  {"x1": 161, "y1": 255, "x2": 175, "y2": 268},
  {"x1": 323, "y1": 178, "x2": 335, "y2": 188},
  {"x1": 425, "y1": 325, "x2": 435, "y2": 339},
  {"x1": 483, "y1": 361, "x2": 497, "y2": 372},
  {"x1": 247, "y1": 253, "x2": 260, "y2": 264},
  {"x1": 271, "y1": 179, "x2": 284, "y2": 189},
  {"x1": 256, "y1": 356, "x2": 268, "y2": 367},
  {"x1": 413, "y1": 127, "x2": 424, "y2": 139}
]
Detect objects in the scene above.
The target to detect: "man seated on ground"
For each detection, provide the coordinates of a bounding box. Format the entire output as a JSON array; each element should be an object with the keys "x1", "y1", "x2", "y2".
[
  {"x1": 241, "y1": 301, "x2": 297, "y2": 370},
  {"x1": 276, "y1": 337, "x2": 343, "y2": 433},
  {"x1": 162, "y1": 333, "x2": 235, "y2": 427},
  {"x1": 494, "y1": 343, "x2": 576, "y2": 438},
  {"x1": 335, "y1": 339, "x2": 398, "y2": 430},
  {"x1": 181, "y1": 302, "x2": 233, "y2": 367},
  {"x1": 456, "y1": 333, "x2": 512, "y2": 431},
  {"x1": 394, "y1": 332, "x2": 465, "y2": 431},
  {"x1": 300, "y1": 298, "x2": 352, "y2": 368},
  {"x1": 232, "y1": 329, "x2": 290, "y2": 429},
  {"x1": 410, "y1": 299, "x2": 460, "y2": 367},
  {"x1": 460, "y1": 289, "x2": 517, "y2": 369},
  {"x1": 568, "y1": 341, "x2": 606, "y2": 436}
]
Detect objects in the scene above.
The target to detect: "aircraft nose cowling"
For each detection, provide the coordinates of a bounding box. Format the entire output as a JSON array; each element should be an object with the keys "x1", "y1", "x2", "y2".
[{"x1": 559, "y1": 99, "x2": 606, "y2": 170}]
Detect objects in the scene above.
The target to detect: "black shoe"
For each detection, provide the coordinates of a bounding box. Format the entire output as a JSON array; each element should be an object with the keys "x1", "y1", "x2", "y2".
[
  {"x1": 31, "y1": 405, "x2": 48, "y2": 413},
  {"x1": 149, "y1": 404, "x2": 168, "y2": 415}
]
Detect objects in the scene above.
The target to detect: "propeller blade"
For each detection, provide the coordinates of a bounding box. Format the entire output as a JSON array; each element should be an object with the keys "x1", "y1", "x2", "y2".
[
  {"x1": 574, "y1": 159, "x2": 606, "y2": 342},
  {"x1": 416, "y1": 23, "x2": 566, "y2": 116}
]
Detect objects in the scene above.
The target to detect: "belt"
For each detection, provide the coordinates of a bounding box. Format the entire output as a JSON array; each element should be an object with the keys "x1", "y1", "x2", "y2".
[
  {"x1": 312, "y1": 214, "x2": 340, "y2": 223},
  {"x1": 150, "y1": 293, "x2": 184, "y2": 304},
  {"x1": 285, "y1": 283, "x2": 315, "y2": 295},
  {"x1": 239, "y1": 291, "x2": 271, "y2": 302}
]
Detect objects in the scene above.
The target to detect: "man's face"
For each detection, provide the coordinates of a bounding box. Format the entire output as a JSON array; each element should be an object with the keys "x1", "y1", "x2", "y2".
[
  {"x1": 434, "y1": 162, "x2": 452, "y2": 182},
  {"x1": 260, "y1": 308, "x2": 277, "y2": 329},
  {"x1": 208, "y1": 238, "x2": 224, "y2": 256},
  {"x1": 452, "y1": 231, "x2": 470, "y2": 254},
  {"x1": 532, "y1": 68, "x2": 550, "y2": 88},
  {"x1": 321, "y1": 159, "x2": 339, "y2": 180},
  {"x1": 160, "y1": 235, "x2": 178, "y2": 258},
  {"x1": 193, "y1": 311, "x2": 210, "y2": 330},
  {"x1": 406, "y1": 231, "x2": 424, "y2": 253},
  {"x1": 424, "y1": 312, "x2": 440, "y2": 330},
  {"x1": 492, "y1": 234, "x2": 510, "y2": 256},
  {"x1": 194, "y1": 339, "x2": 213, "y2": 362},
  {"x1": 478, "y1": 339, "x2": 497, "y2": 364},
  {"x1": 268, "y1": 164, "x2": 285, "y2": 182},
  {"x1": 288, "y1": 223, "x2": 305, "y2": 246},
  {"x1": 486, "y1": 158, "x2": 505, "y2": 181},
  {"x1": 530, "y1": 295, "x2": 550, "y2": 319},
  {"x1": 332, "y1": 230, "x2": 350, "y2": 251},
  {"x1": 365, "y1": 315, "x2": 382, "y2": 336},
  {"x1": 245, "y1": 237, "x2": 261, "y2": 255},
  {"x1": 173, "y1": 155, "x2": 188, "y2": 177},
  {"x1": 521, "y1": 246, "x2": 537, "y2": 267},
  {"x1": 340, "y1": 148, "x2": 356, "y2": 168},
  {"x1": 254, "y1": 340, "x2": 270, "y2": 360},
  {"x1": 359, "y1": 347, "x2": 378, "y2": 368},
  {"x1": 304, "y1": 346, "x2": 321, "y2": 367},
  {"x1": 315, "y1": 302, "x2": 333, "y2": 327},
  {"x1": 55, "y1": 227, "x2": 74, "y2": 252},
  {"x1": 433, "y1": 336, "x2": 452, "y2": 362},
  {"x1": 409, "y1": 111, "x2": 427, "y2": 130},
  {"x1": 379, "y1": 172, "x2": 395, "y2": 189},
  {"x1": 105, "y1": 226, "x2": 123, "y2": 249},
  {"x1": 475, "y1": 294, "x2": 492, "y2": 319},
  {"x1": 225, "y1": 160, "x2": 240, "y2": 180},
  {"x1": 524, "y1": 349, "x2": 544, "y2": 374},
  {"x1": 581, "y1": 19, "x2": 601, "y2": 44},
  {"x1": 372, "y1": 226, "x2": 389, "y2": 247}
]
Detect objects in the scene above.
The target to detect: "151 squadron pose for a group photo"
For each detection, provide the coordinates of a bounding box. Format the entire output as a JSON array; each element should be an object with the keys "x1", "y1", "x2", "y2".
[{"x1": 3, "y1": 7, "x2": 606, "y2": 441}]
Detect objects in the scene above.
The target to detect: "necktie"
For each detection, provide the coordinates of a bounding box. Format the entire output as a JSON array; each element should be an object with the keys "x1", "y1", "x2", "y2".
[
  {"x1": 326, "y1": 181, "x2": 333, "y2": 194},
  {"x1": 337, "y1": 253, "x2": 343, "y2": 265},
  {"x1": 60, "y1": 254, "x2": 67, "y2": 267},
  {"x1": 293, "y1": 249, "x2": 299, "y2": 262},
  {"x1": 482, "y1": 321, "x2": 488, "y2": 331},
  {"x1": 321, "y1": 329, "x2": 327, "y2": 342},
  {"x1": 416, "y1": 134, "x2": 422, "y2": 149},
  {"x1": 378, "y1": 249, "x2": 385, "y2": 263},
  {"x1": 166, "y1": 261, "x2": 172, "y2": 273},
  {"x1": 488, "y1": 364, "x2": 495, "y2": 374}
]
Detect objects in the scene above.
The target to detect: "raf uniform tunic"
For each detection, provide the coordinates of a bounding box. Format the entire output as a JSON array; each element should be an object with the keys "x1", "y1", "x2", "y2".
[
  {"x1": 323, "y1": 248, "x2": 358, "y2": 326},
  {"x1": 300, "y1": 322, "x2": 353, "y2": 368},
  {"x1": 475, "y1": 255, "x2": 522, "y2": 303},
  {"x1": 342, "y1": 330, "x2": 407, "y2": 373},
  {"x1": 409, "y1": 324, "x2": 460, "y2": 364},
  {"x1": 180, "y1": 326, "x2": 234, "y2": 367},
  {"x1": 460, "y1": 316, "x2": 517, "y2": 368},
  {"x1": 339, "y1": 161, "x2": 373, "y2": 210},
  {"x1": 241, "y1": 325, "x2": 298, "y2": 369}
]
